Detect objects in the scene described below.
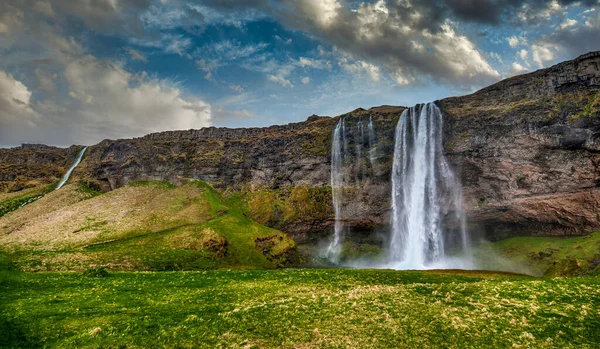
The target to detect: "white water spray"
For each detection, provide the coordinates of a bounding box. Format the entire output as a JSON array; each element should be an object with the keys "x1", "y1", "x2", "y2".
[
  {"x1": 56, "y1": 147, "x2": 87, "y2": 190},
  {"x1": 367, "y1": 115, "x2": 377, "y2": 167},
  {"x1": 327, "y1": 119, "x2": 345, "y2": 262},
  {"x1": 389, "y1": 103, "x2": 469, "y2": 269}
]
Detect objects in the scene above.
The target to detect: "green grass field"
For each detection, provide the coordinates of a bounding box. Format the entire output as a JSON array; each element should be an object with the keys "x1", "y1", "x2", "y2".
[{"x1": 2, "y1": 268, "x2": 600, "y2": 348}]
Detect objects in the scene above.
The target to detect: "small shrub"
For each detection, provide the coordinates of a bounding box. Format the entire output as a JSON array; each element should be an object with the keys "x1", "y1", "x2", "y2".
[{"x1": 83, "y1": 267, "x2": 110, "y2": 278}]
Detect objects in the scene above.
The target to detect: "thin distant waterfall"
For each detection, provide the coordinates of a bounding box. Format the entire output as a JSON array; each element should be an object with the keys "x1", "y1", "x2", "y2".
[
  {"x1": 368, "y1": 115, "x2": 377, "y2": 166},
  {"x1": 389, "y1": 103, "x2": 468, "y2": 268},
  {"x1": 56, "y1": 147, "x2": 87, "y2": 190},
  {"x1": 327, "y1": 118, "x2": 345, "y2": 262},
  {"x1": 355, "y1": 119, "x2": 364, "y2": 159},
  {"x1": 355, "y1": 119, "x2": 365, "y2": 182}
]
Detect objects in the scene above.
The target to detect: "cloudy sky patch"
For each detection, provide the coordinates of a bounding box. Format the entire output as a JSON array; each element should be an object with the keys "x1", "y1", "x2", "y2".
[{"x1": 0, "y1": 0, "x2": 598, "y2": 146}]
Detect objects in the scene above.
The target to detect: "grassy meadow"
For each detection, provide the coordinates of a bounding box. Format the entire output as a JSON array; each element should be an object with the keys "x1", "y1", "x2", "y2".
[
  {"x1": 2, "y1": 267, "x2": 600, "y2": 348},
  {"x1": 2, "y1": 180, "x2": 600, "y2": 348}
]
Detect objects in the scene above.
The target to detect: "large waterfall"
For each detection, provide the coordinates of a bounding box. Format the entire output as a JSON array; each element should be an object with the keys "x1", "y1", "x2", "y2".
[
  {"x1": 389, "y1": 103, "x2": 469, "y2": 269},
  {"x1": 327, "y1": 118, "x2": 345, "y2": 262},
  {"x1": 56, "y1": 147, "x2": 87, "y2": 190}
]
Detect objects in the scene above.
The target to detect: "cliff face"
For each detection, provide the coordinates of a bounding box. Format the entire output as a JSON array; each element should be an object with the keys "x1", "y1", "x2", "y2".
[
  {"x1": 3, "y1": 52, "x2": 599, "y2": 243},
  {"x1": 0, "y1": 144, "x2": 81, "y2": 192},
  {"x1": 440, "y1": 51, "x2": 600, "y2": 240}
]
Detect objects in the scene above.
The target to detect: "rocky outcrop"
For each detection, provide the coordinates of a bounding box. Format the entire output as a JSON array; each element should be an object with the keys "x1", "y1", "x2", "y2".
[
  {"x1": 0, "y1": 144, "x2": 82, "y2": 192},
  {"x1": 440, "y1": 51, "x2": 600, "y2": 240}
]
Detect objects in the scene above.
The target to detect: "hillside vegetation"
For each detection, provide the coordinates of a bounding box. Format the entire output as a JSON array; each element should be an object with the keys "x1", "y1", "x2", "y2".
[
  {"x1": 476, "y1": 232, "x2": 600, "y2": 277},
  {"x1": 0, "y1": 180, "x2": 298, "y2": 271}
]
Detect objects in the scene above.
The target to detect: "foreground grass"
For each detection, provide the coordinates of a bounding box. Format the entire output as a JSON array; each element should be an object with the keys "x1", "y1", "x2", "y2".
[{"x1": 1, "y1": 269, "x2": 599, "y2": 348}]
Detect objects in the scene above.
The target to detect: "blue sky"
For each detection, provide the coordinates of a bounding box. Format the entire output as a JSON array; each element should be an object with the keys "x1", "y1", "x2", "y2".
[{"x1": 0, "y1": 0, "x2": 598, "y2": 146}]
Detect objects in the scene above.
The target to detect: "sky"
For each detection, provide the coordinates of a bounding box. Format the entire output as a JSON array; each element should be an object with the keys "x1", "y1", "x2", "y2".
[{"x1": 0, "y1": 0, "x2": 599, "y2": 147}]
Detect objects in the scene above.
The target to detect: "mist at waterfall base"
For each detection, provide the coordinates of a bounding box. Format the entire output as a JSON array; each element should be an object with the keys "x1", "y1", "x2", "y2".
[{"x1": 326, "y1": 103, "x2": 475, "y2": 271}]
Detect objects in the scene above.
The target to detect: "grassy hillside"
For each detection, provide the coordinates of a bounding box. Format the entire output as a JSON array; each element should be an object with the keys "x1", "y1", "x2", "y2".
[
  {"x1": 475, "y1": 232, "x2": 600, "y2": 277},
  {"x1": 0, "y1": 180, "x2": 297, "y2": 271},
  {"x1": 1, "y1": 268, "x2": 599, "y2": 348}
]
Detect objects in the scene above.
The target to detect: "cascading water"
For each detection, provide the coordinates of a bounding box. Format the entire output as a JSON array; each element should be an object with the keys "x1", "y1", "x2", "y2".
[
  {"x1": 327, "y1": 118, "x2": 345, "y2": 262},
  {"x1": 355, "y1": 119, "x2": 364, "y2": 160},
  {"x1": 56, "y1": 147, "x2": 88, "y2": 190},
  {"x1": 367, "y1": 115, "x2": 377, "y2": 167},
  {"x1": 389, "y1": 103, "x2": 469, "y2": 269}
]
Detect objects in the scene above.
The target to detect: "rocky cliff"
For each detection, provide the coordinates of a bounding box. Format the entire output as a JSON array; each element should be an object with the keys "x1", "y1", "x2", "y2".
[
  {"x1": 2, "y1": 52, "x2": 599, "y2": 244},
  {"x1": 0, "y1": 144, "x2": 82, "y2": 192},
  {"x1": 440, "y1": 51, "x2": 600, "y2": 240}
]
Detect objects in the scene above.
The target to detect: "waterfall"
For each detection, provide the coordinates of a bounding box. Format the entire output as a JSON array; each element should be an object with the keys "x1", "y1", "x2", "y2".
[
  {"x1": 355, "y1": 119, "x2": 365, "y2": 182},
  {"x1": 56, "y1": 147, "x2": 87, "y2": 190},
  {"x1": 389, "y1": 103, "x2": 468, "y2": 269},
  {"x1": 368, "y1": 115, "x2": 377, "y2": 166},
  {"x1": 327, "y1": 118, "x2": 345, "y2": 262}
]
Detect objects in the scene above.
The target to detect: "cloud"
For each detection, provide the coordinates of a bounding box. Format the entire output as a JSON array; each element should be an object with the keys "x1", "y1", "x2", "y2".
[
  {"x1": 34, "y1": 68, "x2": 58, "y2": 92},
  {"x1": 0, "y1": 70, "x2": 40, "y2": 126},
  {"x1": 195, "y1": 59, "x2": 219, "y2": 80},
  {"x1": 131, "y1": 34, "x2": 192, "y2": 58},
  {"x1": 301, "y1": 76, "x2": 310, "y2": 84},
  {"x1": 230, "y1": 84, "x2": 244, "y2": 93},
  {"x1": 526, "y1": 11, "x2": 600, "y2": 68},
  {"x1": 508, "y1": 36, "x2": 527, "y2": 48},
  {"x1": 64, "y1": 55, "x2": 211, "y2": 140},
  {"x1": 0, "y1": 2, "x2": 24, "y2": 34},
  {"x1": 507, "y1": 62, "x2": 529, "y2": 76},
  {"x1": 128, "y1": 49, "x2": 148, "y2": 62},
  {"x1": 559, "y1": 18, "x2": 579, "y2": 30},
  {"x1": 271, "y1": 1, "x2": 501, "y2": 88},
  {"x1": 532, "y1": 43, "x2": 559, "y2": 68},
  {"x1": 267, "y1": 74, "x2": 293, "y2": 88},
  {"x1": 338, "y1": 55, "x2": 382, "y2": 83},
  {"x1": 212, "y1": 107, "x2": 258, "y2": 122},
  {"x1": 518, "y1": 49, "x2": 529, "y2": 60},
  {"x1": 297, "y1": 57, "x2": 332, "y2": 70},
  {"x1": 33, "y1": 1, "x2": 55, "y2": 17}
]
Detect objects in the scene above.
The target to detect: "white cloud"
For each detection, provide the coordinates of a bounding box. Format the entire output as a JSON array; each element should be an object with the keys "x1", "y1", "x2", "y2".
[
  {"x1": 64, "y1": 56, "x2": 211, "y2": 139},
  {"x1": 297, "y1": 57, "x2": 332, "y2": 70},
  {"x1": 507, "y1": 62, "x2": 528, "y2": 76},
  {"x1": 424, "y1": 22, "x2": 500, "y2": 84},
  {"x1": 0, "y1": 70, "x2": 40, "y2": 126},
  {"x1": 559, "y1": 18, "x2": 578, "y2": 30},
  {"x1": 507, "y1": 36, "x2": 526, "y2": 48},
  {"x1": 128, "y1": 49, "x2": 148, "y2": 62},
  {"x1": 301, "y1": 76, "x2": 310, "y2": 84},
  {"x1": 296, "y1": 0, "x2": 341, "y2": 27},
  {"x1": 230, "y1": 84, "x2": 244, "y2": 93},
  {"x1": 338, "y1": 57, "x2": 382, "y2": 82},
  {"x1": 518, "y1": 49, "x2": 529, "y2": 60},
  {"x1": 274, "y1": 35, "x2": 292, "y2": 44},
  {"x1": 532, "y1": 43, "x2": 558, "y2": 68},
  {"x1": 490, "y1": 52, "x2": 504, "y2": 64},
  {"x1": 267, "y1": 74, "x2": 293, "y2": 88}
]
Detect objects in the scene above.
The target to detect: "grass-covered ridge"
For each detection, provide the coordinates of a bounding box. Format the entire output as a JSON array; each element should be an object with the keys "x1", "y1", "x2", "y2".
[
  {"x1": 476, "y1": 232, "x2": 600, "y2": 277},
  {"x1": 1, "y1": 268, "x2": 599, "y2": 348},
  {"x1": 0, "y1": 180, "x2": 298, "y2": 271}
]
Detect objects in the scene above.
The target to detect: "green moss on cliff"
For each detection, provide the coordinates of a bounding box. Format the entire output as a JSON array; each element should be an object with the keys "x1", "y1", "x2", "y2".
[{"x1": 241, "y1": 186, "x2": 333, "y2": 230}]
